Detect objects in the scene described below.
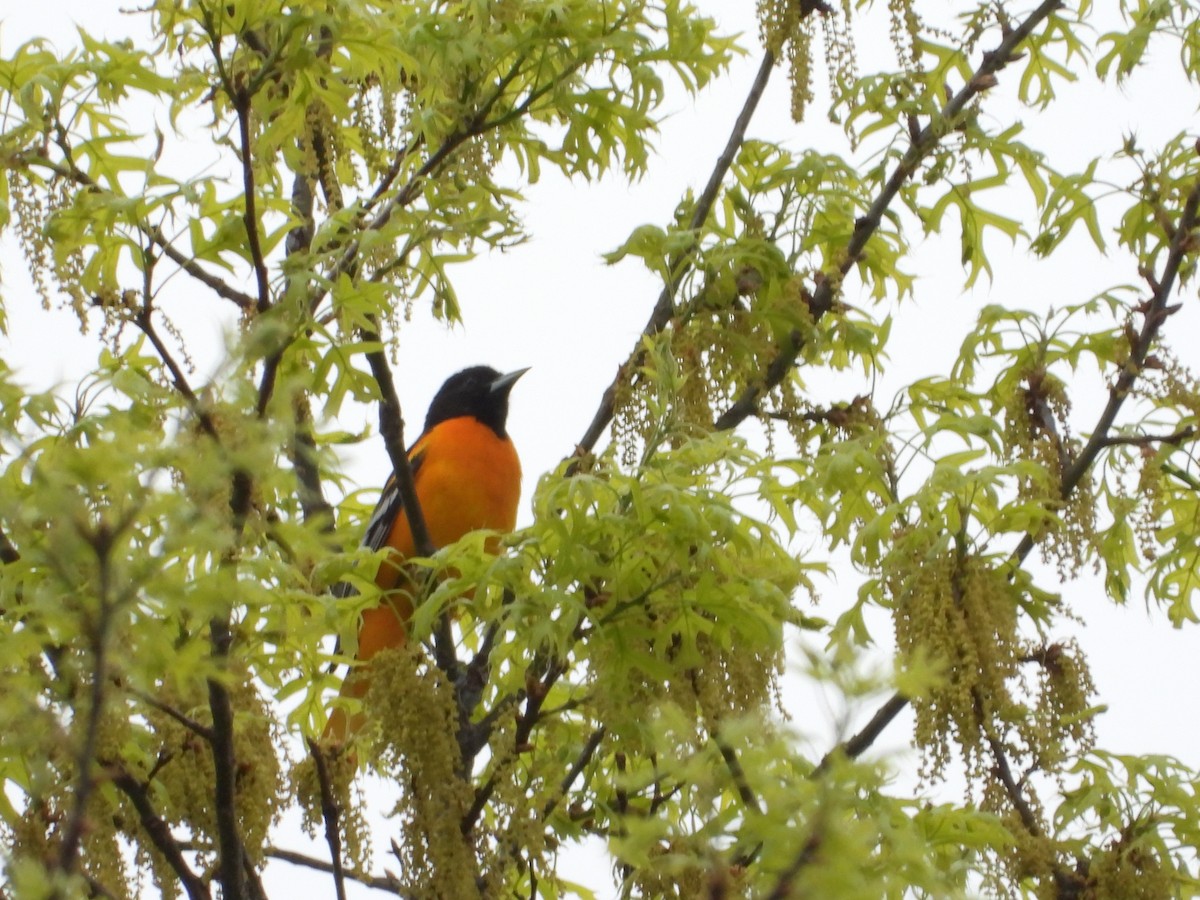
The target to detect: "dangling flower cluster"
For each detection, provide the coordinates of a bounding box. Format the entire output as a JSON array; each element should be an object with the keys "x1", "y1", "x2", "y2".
[
  {"x1": 293, "y1": 744, "x2": 372, "y2": 872},
  {"x1": 1025, "y1": 640, "x2": 1096, "y2": 772},
  {"x1": 888, "y1": 537, "x2": 1022, "y2": 782},
  {"x1": 886, "y1": 0, "x2": 923, "y2": 75},
  {"x1": 144, "y1": 669, "x2": 286, "y2": 863},
  {"x1": 758, "y1": 1, "x2": 857, "y2": 122},
  {"x1": 365, "y1": 645, "x2": 478, "y2": 899},
  {"x1": 8, "y1": 169, "x2": 92, "y2": 328}
]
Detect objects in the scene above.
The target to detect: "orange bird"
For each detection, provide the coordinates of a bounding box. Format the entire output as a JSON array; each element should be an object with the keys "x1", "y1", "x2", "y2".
[{"x1": 326, "y1": 365, "x2": 526, "y2": 743}]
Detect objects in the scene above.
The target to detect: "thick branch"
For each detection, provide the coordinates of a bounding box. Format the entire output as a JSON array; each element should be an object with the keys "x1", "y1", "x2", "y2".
[
  {"x1": 462, "y1": 648, "x2": 574, "y2": 834},
  {"x1": 1097, "y1": 425, "x2": 1196, "y2": 449},
  {"x1": 763, "y1": 815, "x2": 825, "y2": 900},
  {"x1": 0, "y1": 524, "x2": 19, "y2": 564},
  {"x1": 136, "y1": 267, "x2": 249, "y2": 897},
  {"x1": 210, "y1": 470, "x2": 251, "y2": 898},
  {"x1": 56, "y1": 548, "x2": 114, "y2": 874},
  {"x1": 714, "y1": 731, "x2": 762, "y2": 815},
  {"x1": 207, "y1": 623, "x2": 246, "y2": 900},
  {"x1": 291, "y1": 395, "x2": 335, "y2": 526}
]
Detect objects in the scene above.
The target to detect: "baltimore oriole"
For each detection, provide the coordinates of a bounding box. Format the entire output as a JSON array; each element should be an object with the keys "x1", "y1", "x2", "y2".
[{"x1": 325, "y1": 365, "x2": 526, "y2": 743}]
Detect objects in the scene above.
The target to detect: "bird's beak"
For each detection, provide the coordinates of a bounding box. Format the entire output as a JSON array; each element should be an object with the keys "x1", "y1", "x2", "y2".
[{"x1": 490, "y1": 367, "x2": 530, "y2": 395}]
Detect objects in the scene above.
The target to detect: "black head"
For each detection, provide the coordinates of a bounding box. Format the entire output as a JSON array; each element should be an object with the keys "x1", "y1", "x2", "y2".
[{"x1": 424, "y1": 365, "x2": 528, "y2": 437}]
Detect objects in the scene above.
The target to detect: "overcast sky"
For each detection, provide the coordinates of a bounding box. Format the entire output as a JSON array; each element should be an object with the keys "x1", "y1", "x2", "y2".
[{"x1": 1, "y1": 3, "x2": 1198, "y2": 897}]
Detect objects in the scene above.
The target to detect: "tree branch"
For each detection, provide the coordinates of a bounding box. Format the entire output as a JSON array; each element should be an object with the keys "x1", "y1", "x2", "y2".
[
  {"x1": 358, "y1": 326, "x2": 457, "y2": 693},
  {"x1": 983, "y1": 728, "x2": 1040, "y2": 836},
  {"x1": 763, "y1": 811, "x2": 825, "y2": 900},
  {"x1": 56, "y1": 539, "x2": 115, "y2": 874},
  {"x1": 712, "y1": 731, "x2": 763, "y2": 816},
  {"x1": 30, "y1": 148, "x2": 256, "y2": 312},
  {"x1": 1097, "y1": 425, "x2": 1196, "y2": 449},
  {"x1": 306, "y1": 739, "x2": 347, "y2": 900},
  {"x1": 575, "y1": 49, "x2": 778, "y2": 457},
  {"x1": 290, "y1": 395, "x2": 335, "y2": 527},
  {"x1": 110, "y1": 766, "x2": 211, "y2": 900},
  {"x1": 542, "y1": 727, "x2": 606, "y2": 820},
  {"x1": 977, "y1": 695, "x2": 1086, "y2": 897},
  {"x1": 714, "y1": 0, "x2": 1066, "y2": 432},
  {"x1": 266, "y1": 847, "x2": 408, "y2": 895},
  {"x1": 206, "y1": 625, "x2": 246, "y2": 900},
  {"x1": 462, "y1": 645, "x2": 576, "y2": 835},
  {"x1": 0, "y1": 524, "x2": 19, "y2": 564},
  {"x1": 130, "y1": 689, "x2": 215, "y2": 742},
  {"x1": 360, "y1": 326, "x2": 434, "y2": 558},
  {"x1": 133, "y1": 304, "x2": 221, "y2": 441},
  {"x1": 814, "y1": 692, "x2": 911, "y2": 775},
  {"x1": 1162, "y1": 461, "x2": 1200, "y2": 492},
  {"x1": 1012, "y1": 174, "x2": 1200, "y2": 566}
]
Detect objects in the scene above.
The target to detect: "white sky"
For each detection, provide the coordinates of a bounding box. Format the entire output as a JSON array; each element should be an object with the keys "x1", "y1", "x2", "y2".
[{"x1": 1, "y1": 2, "x2": 1198, "y2": 897}]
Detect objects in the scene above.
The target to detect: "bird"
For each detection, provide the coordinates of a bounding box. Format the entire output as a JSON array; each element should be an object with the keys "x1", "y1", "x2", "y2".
[{"x1": 324, "y1": 365, "x2": 527, "y2": 744}]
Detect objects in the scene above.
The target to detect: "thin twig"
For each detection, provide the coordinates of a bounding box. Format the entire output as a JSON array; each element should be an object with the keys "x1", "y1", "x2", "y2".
[
  {"x1": 149, "y1": 225, "x2": 258, "y2": 311},
  {"x1": 575, "y1": 49, "x2": 778, "y2": 458},
  {"x1": 542, "y1": 727, "x2": 606, "y2": 819},
  {"x1": 110, "y1": 767, "x2": 211, "y2": 900},
  {"x1": 130, "y1": 689, "x2": 215, "y2": 742},
  {"x1": 1162, "y1": 461, "x2": 1200, "y2": 492},
  {"x1": 983, "y1": 728, "x2": 1040, "y2": 836},
  {"x1": 35, "y1": 134, "x2": 256, "y2": 311},
  {"x1": 266, "y1": 847, "x2": 408, "y2": 895},
  {"x1": 134, "y1": 306, "x2": 221, "y2": 441},
  {"x1": 306, "y1": 739, "x2": 348, "y2": 900},
  {"x1": 307, "y1": 29, "x2": 616, "y2": 316}
]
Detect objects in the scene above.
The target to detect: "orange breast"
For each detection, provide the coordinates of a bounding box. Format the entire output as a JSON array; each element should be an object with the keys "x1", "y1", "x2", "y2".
[
  {"x1": 405, "y1": 416, "x2": 521, "y2": 549},
  {"x1": 357, "y1": 417, "x2": 521, "y2": 659}
]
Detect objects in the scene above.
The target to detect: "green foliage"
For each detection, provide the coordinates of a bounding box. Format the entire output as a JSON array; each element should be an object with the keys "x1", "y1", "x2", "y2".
[{"x1": 2, "y1": 0, "x2": 1200, "y2": 898}]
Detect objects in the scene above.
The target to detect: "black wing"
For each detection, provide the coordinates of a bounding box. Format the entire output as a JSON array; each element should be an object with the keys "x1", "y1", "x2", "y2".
[{"x1": 332, "y1": 449, "x2": 425, "y2": 600}]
